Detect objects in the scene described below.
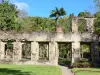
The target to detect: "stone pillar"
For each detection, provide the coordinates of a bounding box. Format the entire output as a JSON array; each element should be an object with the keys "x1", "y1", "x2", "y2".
[
  {"x1": 85, "y1": 18, "x2": 95, "y2": 33},
  {"x1": 46, "y1": 44, "x2": 49, "y2": 59},
  {"x1": 49, "y1": 41, "x2": 58, "y2": 65},
  {"x1": 13, "y1": 41, "x2": 23, "y2": 62},
  {"x1": 91, "y1": 35, "x2": 99, "y2": 63},
  {"x1": 0, "y1": 41, "x2": 6, "y2": 60},
  {"x1": 72, "y1": 17, "x2": 78, "y2": 33},
  {"x1": 72, "y1": 42, "x2": 80, "y2": 63},
  {"x1": 31, "y1": 41, "x2": 39, "y2": 62}
]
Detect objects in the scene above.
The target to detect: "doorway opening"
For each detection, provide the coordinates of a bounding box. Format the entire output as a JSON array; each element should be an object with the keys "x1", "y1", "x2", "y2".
[
  {"x1": 58, "y1": 42, "x2": 72, "y2": 65},
  {"x1": 39, "y1": 42, "x2": 49, "y2": 61},
  {"x1": 22, "y1": 42, "x2": 31, "y2": 61},
  {"x1": 80, "y1": 42, "x2": 91, "y2": 62},
  {"x1": 5, "y1": 40, "x2": 13, "y2": 61}
]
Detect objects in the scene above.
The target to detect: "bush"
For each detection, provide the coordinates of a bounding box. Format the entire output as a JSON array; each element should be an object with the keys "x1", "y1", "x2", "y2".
[
  {"x1": 65, "y1": 60, "x2": 71, "y2": 65},
  {"x1": 79, "y1": 58, "x2": 88, "y2": 62},
  {"x1": 58, "y1": 58, "x2": 71, "y2": 65},
  {"x1": 71, "y1": 62, "x2": 92, "y2": 68}
]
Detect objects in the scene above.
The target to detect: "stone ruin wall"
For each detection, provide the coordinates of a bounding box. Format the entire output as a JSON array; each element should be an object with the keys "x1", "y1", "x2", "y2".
[{"x1": 0, "y1": 17, "x2": 99, "y2": 66}]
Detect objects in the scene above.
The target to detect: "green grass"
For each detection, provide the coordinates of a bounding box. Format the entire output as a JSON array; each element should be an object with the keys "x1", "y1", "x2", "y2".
[
  {"x1": 72, "y1": 68, "x2": 100, "y2": 75},
  {"x1": 0, "y1": 64, "x2": 62, "y2": 75},
  {"x1": 75, "y1": 72, "x2": 100, "y2": 75}
]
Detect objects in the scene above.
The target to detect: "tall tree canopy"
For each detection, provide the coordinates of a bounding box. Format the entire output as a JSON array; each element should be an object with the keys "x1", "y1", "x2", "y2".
[
  {"x1": 94, "y1": 0, "x2": 100, "y2": 34},
  {"x1": 0, "y1": 0, "x2": 21, "y2": 31},
  {"x1": 94, "y1": 12, "x2": 100, "y2": 34},
  {"x1": 78, "y1": 11, "x2": 91, "y2": 17}
]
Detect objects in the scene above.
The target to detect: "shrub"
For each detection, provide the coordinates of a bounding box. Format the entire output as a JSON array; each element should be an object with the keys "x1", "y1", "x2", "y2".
[
  {"x1": 71, "y1": 62, "x2": 92, "y2": 68},
  {"x1": 79, "y1": 58, "x2": 88, "y2": 62},
  {"x1": 65, "y1": 60, "x2": 71, "y2": 65},
  {"x1": 58, "y1": 58, "x2": 71, "y2": 65}
]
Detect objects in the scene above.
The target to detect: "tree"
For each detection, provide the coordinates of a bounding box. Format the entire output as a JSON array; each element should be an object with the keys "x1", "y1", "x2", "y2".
[
  {"x1": 94, "y1": 0, "x2": 100, "y2": 34},
  {"x1": 21, "y1": 17, "x2": 56, "y2": 32},
  {"x1": 0, "y1": 0, "x2": 20, "y2": 31},
  {"x1": 78, "y1": 11, "x2": 91, "y2": 17},
  {"x1": 58, "y1": 14, "x2": 74, "y2": 33},
  {"x1": 78, "y1": 11, "x2": 91, "y2": 33},
  {"x1": 94, "y1": 12, "x2": 100, "y2": 34},
  {"x1": 50, "y1": 7, "x2": 66, "y2": 24},
  {"x1": 66, "y1": 13, "x2": 74, "y2": 32}
]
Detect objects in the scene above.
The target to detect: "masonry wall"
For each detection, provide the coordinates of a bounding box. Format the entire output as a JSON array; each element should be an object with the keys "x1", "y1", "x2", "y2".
[{"x1": 0, "y1": 17, "x2": 98, "y2": 66}]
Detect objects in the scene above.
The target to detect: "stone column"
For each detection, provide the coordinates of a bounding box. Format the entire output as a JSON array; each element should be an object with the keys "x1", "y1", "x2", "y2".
[
  {"x1": 49, "y1": 41, "x2": 58, "y2": 65},
  {"x1": 0, "y1": 41, "x2": 6, "y2": 60},
  {"x1": 85, "y1": 18, "x2": 95, "y2": 33},
  {"x1": 91, "y1": 35, "x2": 99, "y2": 63},
  {"x1": 72, "y1": 17, "x2": 78, "y2": 33},
  {"x1": 31, "y1": 41, "x2": 39, "y2": 62},
  {"x1": 46, "y1": 44, "x2": 49, "y2": 59},
  {"x1": 72, "y1": 41, "x2": 80, "y2": 63},
  {"x1": 13, "y1": 41, "x2": 23, "y2": 62}
]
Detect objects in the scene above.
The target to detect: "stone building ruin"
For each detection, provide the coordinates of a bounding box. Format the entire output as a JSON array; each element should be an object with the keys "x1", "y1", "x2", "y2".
[{"x1": 0, "y1": 17, "x2": 99, "y2": 66}]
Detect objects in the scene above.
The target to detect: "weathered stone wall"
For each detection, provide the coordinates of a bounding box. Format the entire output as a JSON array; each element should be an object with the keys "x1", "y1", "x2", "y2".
[{"x1": 0, "y1": 17, "x2": 99, "y2": 66}]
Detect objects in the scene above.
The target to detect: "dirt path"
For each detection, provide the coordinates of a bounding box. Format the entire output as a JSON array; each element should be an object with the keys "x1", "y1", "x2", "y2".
[{"x1": 60, "y1": 66, "x2": 74, "y2": 75}]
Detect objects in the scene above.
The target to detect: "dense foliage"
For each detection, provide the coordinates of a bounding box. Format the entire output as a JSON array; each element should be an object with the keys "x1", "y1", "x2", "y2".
[
  {"x1": 0, "y1": 0, "x2": 100, "y2": 34},
  {"x1": 78, "y1": 12, "x2": 91, "y2": 17},
  {"x1": 78, "y1": 19, "x2": 87, "y2": 33},
  {"x1": 0, "y1": 0, "x2": 21, "y2": 31},
  {"x1": 94, "y1": 12, "x2": 100, "y2": 34},
  {"x1": 0, "y1": 1, "x2": 72, "y2": 33},
  {"x1": 20, "y1": 17, "x2": 56, "y2": 32},
  {"x1": 94, "y1": 0, "x2": 100, "y2": 34}
]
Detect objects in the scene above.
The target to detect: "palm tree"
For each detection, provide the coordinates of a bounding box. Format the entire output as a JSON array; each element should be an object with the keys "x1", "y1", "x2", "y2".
[{"x1": 50, "y1": 7, "x2": 66, "y2": 24}]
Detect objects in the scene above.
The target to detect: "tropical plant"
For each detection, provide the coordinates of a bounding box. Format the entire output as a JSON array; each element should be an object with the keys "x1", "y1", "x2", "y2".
[{"x1": 50, "y1": 7, "x2": 66, "y2": 24}]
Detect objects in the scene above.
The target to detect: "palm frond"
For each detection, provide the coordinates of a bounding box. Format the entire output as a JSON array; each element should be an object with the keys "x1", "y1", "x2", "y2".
[{"x1": 49, "y1": 7, "x2": 66, "y2": 20}]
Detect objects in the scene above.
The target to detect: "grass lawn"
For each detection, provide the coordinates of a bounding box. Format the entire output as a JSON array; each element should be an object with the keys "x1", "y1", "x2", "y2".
[
  {"x1": 72, "y1": 68, "x2": 100, "y2": 75},
  {"x1": 0, "y1": 64, "x2": 62, "y2": 75}
]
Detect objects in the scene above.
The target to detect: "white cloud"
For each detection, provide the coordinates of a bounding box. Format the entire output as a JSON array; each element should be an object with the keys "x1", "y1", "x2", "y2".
[{"x1": 14, "y1": 2, "x2": 29, "y2": 10}]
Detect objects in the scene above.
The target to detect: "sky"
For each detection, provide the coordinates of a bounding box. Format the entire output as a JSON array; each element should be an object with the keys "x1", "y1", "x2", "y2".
[{"x1": 7, "y1": 0, "x2": 96, "y2": 17}]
